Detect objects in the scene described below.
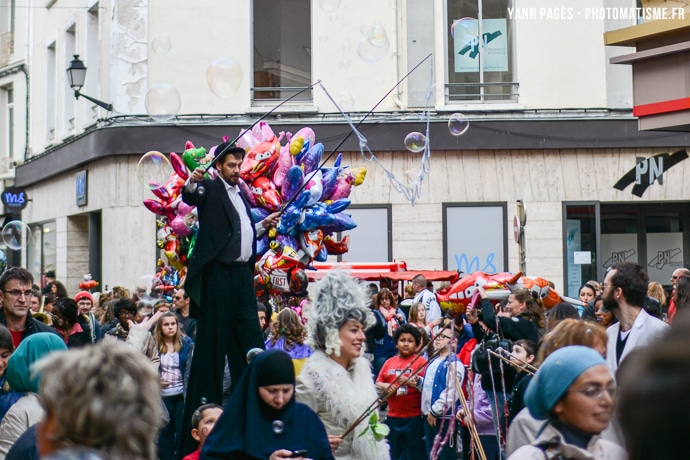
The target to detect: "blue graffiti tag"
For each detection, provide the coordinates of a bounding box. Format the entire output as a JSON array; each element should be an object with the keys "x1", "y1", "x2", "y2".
[{"x1": 455, "y1": 253, "x2": 497, "y2": 274}]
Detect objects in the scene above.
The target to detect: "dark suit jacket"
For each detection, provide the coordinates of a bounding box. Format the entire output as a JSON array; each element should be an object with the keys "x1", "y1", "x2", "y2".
[{"x1": 182, "y1": 176, "x2": 256, "y2": 317}]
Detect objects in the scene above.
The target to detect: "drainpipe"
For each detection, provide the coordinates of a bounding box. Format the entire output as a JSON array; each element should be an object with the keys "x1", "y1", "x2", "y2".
[
  {"x1": 20, "y1": 64, "x2": 29, "y2": 161},
  {"x1": 392, "y1": 0, "x2": 406, "y2": 110}
]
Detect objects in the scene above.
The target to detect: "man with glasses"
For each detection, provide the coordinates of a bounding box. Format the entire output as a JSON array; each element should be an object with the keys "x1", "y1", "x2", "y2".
[
  {"x1": 666, "y1": 267, "x2": 690, "y2": 324},
  {"x1": 0, "y1": 267, "x2": 57, "y2": 348},
  {"x1": 173, "y1": 288, "x2": 196, "y2": 340},
  {"x1": 602, "y1": 262, "x2": 670, "y2": 376}
]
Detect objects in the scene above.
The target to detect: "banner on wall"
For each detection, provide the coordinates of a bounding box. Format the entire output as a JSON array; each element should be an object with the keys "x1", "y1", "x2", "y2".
[{"x1": 453, "y1": 18, "x2": 508, "y2": 73}]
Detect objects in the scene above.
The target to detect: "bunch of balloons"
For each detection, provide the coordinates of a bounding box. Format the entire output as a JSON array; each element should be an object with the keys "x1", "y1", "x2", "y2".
[{"x1": 142, "y1": 122, "x2": 365, "y2": 296}]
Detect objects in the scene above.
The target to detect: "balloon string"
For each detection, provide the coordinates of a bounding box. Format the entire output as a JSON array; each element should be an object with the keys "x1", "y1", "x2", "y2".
[
  {"x1": 203, "y1": 80, "x2": 322, "y2": 173},
  {"x1": 277, "y1": 53, "x2": 433, "y2": 214}
]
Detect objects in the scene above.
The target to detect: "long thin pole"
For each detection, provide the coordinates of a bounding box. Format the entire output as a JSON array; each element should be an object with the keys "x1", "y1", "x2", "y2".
[
  {"x1": 203, "y1": 81, "x2": 321, "y2": 172},
  {"x1": 279, "y1": 53, "x2": 433, "y2": 213},
  {"x1": 453, "y1": 372, "x2": 487, "y2": 460}
]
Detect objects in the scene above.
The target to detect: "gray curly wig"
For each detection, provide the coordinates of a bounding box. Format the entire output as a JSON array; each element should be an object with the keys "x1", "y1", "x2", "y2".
[{"x1": 307, "y1": 270, "x2": 375, "y2": 356}]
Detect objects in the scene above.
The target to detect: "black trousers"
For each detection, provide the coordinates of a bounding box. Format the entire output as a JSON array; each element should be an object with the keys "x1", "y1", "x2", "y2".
[{"x1": 180, "y1": 261, "x2": 265, "y2": 457}]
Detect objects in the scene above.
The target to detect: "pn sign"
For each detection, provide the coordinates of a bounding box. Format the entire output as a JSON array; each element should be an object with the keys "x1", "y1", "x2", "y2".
[{"x1": 1, "y1": 188, "x2": 29, "y2": 211}]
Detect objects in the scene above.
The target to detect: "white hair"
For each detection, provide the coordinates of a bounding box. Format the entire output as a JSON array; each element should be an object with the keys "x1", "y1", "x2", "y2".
[{"x1": 306, "y1": 270, "x2": 374, "y2": 356}]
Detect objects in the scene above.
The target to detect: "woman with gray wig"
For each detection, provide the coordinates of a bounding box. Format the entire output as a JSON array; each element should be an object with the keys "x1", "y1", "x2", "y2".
[{"x1": 296, "y1": 271, "x2": 390, "y2": 459}]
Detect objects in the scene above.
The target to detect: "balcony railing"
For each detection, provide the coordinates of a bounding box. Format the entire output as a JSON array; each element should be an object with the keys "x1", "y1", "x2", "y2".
[{"x1": 445, "y1": 82, "x2": 519, "y2": 103}]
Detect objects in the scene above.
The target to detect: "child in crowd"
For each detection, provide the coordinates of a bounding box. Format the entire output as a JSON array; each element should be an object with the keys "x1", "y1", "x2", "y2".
[
  {"x1": 418, "y1": 324, "x2": 464, "y2": 460},
  {"x1": 264, "y1": 308, "x2": 313, "y2": 375},
  {"x1": 182, "y1": 403, "x2": 223, "y2": 460},
  {"x1": 508, "y1": 339, "x2": 537, "y2": 424},
  {"x1": 375, "y1": 324, "x2": 427, "y2": 460}
]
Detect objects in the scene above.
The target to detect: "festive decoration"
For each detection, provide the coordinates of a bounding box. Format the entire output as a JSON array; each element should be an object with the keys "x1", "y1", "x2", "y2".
[
  {"x1": 436, "y1": 271, "x2": 583, "y2": 317},
  {"x1": 141, "y1": 122, "x2": 365, "y2": 296}
]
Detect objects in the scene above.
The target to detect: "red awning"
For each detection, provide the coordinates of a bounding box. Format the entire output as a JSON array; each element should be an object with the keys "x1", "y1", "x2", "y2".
[{"x1": 306, "y1": 262, "x2": 459, "y2": 283}]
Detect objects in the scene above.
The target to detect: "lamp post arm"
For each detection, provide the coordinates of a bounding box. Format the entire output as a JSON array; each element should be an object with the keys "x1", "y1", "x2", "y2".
[{"x1": 74, "y1": 90, "x2": 113, "y2": 112}]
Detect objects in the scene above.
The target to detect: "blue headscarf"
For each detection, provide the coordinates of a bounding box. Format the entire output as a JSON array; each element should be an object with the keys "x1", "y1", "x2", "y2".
[
  {"x1": 201, "y1": 349, "x2": 332, "y2": 460},
  {"x1": 6, "y1": 333, "x2": 67, "y2": 393},
  {"x1": 525, "y1": 345, "x2": 607, "y2": 419}
]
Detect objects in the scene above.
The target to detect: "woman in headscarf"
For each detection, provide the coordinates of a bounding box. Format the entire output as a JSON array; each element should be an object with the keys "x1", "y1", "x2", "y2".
[
  {"x1": 0, "y1": 333, "x2": 67, "y2": 457},
  {"x1": 507, "y1": 346, "x2": 627, "y2": 460},
  {"x1": 201, "y1": 349, "x2": 332, "y2": 460},
  {"x1": 296, "y1": 271, "x2": 390, "y2": 460}
]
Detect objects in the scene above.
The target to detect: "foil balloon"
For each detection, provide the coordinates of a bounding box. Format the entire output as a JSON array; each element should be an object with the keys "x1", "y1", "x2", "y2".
[
  {"x1": 298, "y1": 228, "x2": 324, "y2": 259},
  {"x1": 240, "y1": 139, "x2": 280, "y2": 182},
  {"x1": 281, "y1": 165, "x2": 304, "y2": 202},
  {"x1": 289, "y1": 127, "x2": 315, "y2": 157},
  {"x1": 251, "y1": 207, "x2": 270, "y2": 223},
  {"x1": 272, "y1": 145, "x2": 295, "y2": 188},
  {"x1": 239, "y1": 179, "x2": 257, "y2": 207},
  {"x1": 251, "y1": 176, "x2": 282, "y2": 212},
  {"x1": 323, "y1": 234, "x2": 349, "y2": 255},
  {"x1": 303, "y1": 169, "x2": 323, "y2": 207},
  {"x1": 298, "y1": 142, "x2": 324, "y2": 175},
  {"x1": 170, "y1": 202, "x2": 197, "y2": 236},
  {"x1": 181, "y1": 142, "x2": 213, "y2": 172},
  {"x1": 169, "y1": 152, "x2": 189, "y2": 180}
]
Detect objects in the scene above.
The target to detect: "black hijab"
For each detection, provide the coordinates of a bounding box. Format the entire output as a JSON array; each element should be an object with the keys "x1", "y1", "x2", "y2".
[{"x1": 201, "y1": 349, "x2": 333, "y2": 460}]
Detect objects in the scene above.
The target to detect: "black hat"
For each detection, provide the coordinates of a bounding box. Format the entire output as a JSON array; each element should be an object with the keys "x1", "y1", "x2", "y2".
[{"x1": 214, "y1": 141, "x2": 245, "y2": 162}]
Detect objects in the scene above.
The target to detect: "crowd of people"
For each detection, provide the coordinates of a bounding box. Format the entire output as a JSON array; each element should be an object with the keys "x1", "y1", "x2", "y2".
[{"x1": 1, "y1": 261, "x2": 690, "y2": 460}]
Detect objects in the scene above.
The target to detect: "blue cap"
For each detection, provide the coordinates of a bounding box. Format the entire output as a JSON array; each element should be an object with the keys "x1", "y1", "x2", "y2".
[{"x1": 525, "y1": 345, "x2": 607, "y2": 419}]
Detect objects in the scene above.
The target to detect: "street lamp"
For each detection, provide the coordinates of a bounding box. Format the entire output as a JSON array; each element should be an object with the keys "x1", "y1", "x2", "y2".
[{"x1": 66, "y1": 55, "x2": 113, "y2": 112}]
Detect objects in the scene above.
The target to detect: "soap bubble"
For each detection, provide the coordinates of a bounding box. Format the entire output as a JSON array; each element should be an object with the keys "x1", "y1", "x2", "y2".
[
  {"x1": 151, "y1": 35, "x2": 172, "y2": 55},
  {"x1": 448, "y1": 113, "x2": 470, "y2": 136},
  {"x1": 207, "y1": 57, "x2": 243, "y2": 99},
  {"x1": 357, "y1": 37, "x2": 389, "y2": 62},
  {"x1": 145, "y1": 84, "x2": 181, "y2": 122},
  {"x1": 2, "y1": 221, "x2": 31, "y2": 251},
  {"x1": 404, "y1": 132, "x2": 426, "y2": 153},
  {"x1": 272, "y1": 420, "x2": 285, "y2": 435},
  {"x1": 246, "y1": 347, "x2": 263, "y2": 363},
  {"x1": 136, "y1": 151, "x2": 172, "y2": 191},
  {"x1": 450, "y1": 17, "x2": 477, "y2": 39},
  {"x1": 339, "y1": 91, "x2": 355, "y2": 111},
  {"x1": 361, "y1": 21, "x2": 388, "y2": 48},
  {"x1": 319, "y1": 0, "x2": 340, "y2": 13},
  {"x1": 358, "y1": 21, "x2": 389, "y2": 62}
]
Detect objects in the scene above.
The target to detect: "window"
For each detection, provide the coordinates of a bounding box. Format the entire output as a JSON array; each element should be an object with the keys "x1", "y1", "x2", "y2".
[
  {"x1": 1, "y1": 84, "x2": 13, "y2": 160},
  {"x1": 443, "y1": 203, "x2": 508, "y2": 272},
  {"x1": 27, "y1": 221, "x2": 57, "y2": 288},
  {"x1": 339, "y1": 206, "x2": 392, "y2": 262},
  {"x1": 64, "y1": 25, "x2": 76, "y2": 135},
  {"x1": 46, "y1": 42, "x2": 57, "y2": 144},
  {"x1": 0, "y1": 0, "x2": 15, "y2": 61},
  {"x1": 446, "y1": 0, "x2": 517, "y2": 102},
  {"x1": 252, "y1": 0, "x2": 312, "y2": 104}
]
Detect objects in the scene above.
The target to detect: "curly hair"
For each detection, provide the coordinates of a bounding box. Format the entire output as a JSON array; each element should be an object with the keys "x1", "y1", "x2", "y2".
[
  {"x1": 306, "y1": 270, "x2": 374, "y2": 356},
  {"x1": 269, "y1": 309, "x2": 307, "y2": 351}
]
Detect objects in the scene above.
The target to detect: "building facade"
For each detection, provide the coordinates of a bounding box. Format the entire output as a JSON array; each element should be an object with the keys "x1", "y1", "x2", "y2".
[{"x1": 5, "y1": 0, "x2": 690, "y2": 296}]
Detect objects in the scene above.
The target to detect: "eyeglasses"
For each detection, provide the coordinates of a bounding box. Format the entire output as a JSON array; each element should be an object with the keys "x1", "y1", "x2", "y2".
[
  {"x1": 173, "y1": 296, "x2": 183, "y2": 300},
  {"x1": 118, "y1": 310, "x2": 134, "y2": 317},
  {"x1": 49, "y1": 312, "x2": 63, "y2": 321},
  {"x1": 2, "y1": 290, "x2": 33, "y2": 298},
  {"x1": 434, "y1": 334, "x2": 453, "y2": 341},
  {"x1": 671, "y1": 275, "x2": 679, "y2": 280},
  {"x1": 570, "y1": 385, "x2": 616, "y2": 400}
]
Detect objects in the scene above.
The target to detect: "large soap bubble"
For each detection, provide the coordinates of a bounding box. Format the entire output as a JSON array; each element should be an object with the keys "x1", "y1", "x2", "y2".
[
  {"x1": 145, "y1": 84, "x2": 181, "y2": 122},
  {"x1": 2, "y1": 221, "x2": 32, "y2": 251},
  {"x1": 207, "y1": 57, "x2": 243, "y2": 99},
  {"x1": 450, "y1": 17, "x2": 477, "y2": 39},
  {"x1": 448, "y1": 113, "x2": 470, "y2": 136},
  {"x1": 339, "y1": 91, "x2": 355, "y2": 111},
  {"x1": 404, "y1": 132, "x2": 426, "y2": 153},
  {"x1": 136, "y1": 151, "x2": 172, "y2": 191}
]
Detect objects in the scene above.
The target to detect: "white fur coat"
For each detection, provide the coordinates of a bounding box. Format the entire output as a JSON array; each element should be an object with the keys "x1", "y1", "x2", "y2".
[{"x1": 296, "y1": 351, "x2": 390, "y2": 460}]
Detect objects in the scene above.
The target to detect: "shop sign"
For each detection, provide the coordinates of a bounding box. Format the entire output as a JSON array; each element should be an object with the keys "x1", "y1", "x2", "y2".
[
  {"x1": 613, "y1": 149, "x2": 688, "y2": 197},
  {"x1": 76, "y1": 170, "x2": 88, "y2": 206},
  {"x1": 1, "y1": 187, "x2": 28, "y2": 211}
]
